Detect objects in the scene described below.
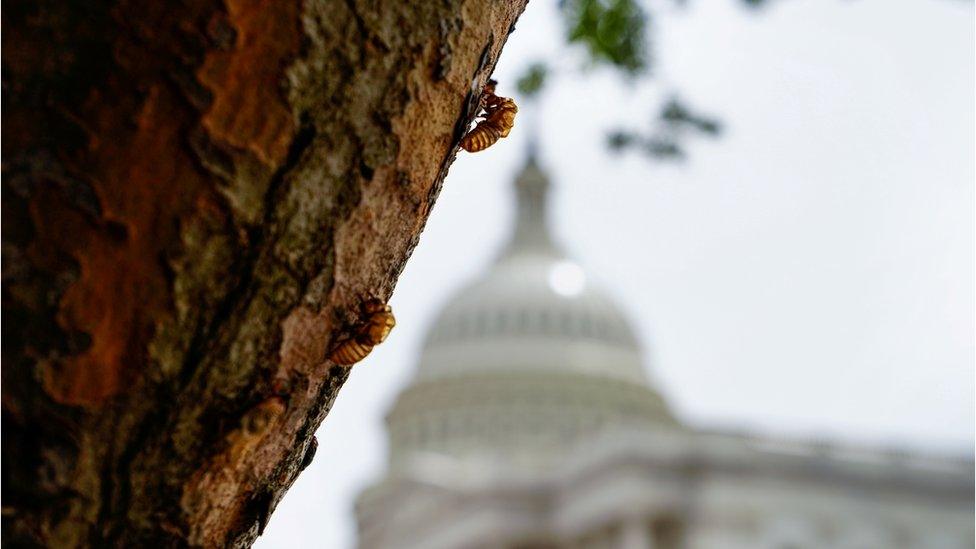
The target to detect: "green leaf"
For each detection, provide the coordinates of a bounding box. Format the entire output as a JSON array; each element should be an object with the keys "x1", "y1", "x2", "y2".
[
  {"x1": 561, "y1": 0, "x2": 649, "y2": 75},
  {"x1": 516, "y1": 63, "x2": 549, "y2": 98}
]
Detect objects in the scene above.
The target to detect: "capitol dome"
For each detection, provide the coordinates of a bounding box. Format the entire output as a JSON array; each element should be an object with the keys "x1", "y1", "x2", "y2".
[
  {"x1": 419, "y1": 157, "x2": 645, "y2": 385},
  {"x1": 384, "y1": 153, "x2": 676, "y2": 473},
  {"x1": 355, "y1": 153, "x2": 975, "y2": 549}
]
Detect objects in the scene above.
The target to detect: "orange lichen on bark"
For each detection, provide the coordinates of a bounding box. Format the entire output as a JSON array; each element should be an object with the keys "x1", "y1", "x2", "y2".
[
  {"x1": 29, "y1": 0, "x2": 304, "y2": 407},
  {"x1": 34, "y1": 82, "x2": 214, "y2": 406},
  {"x1": 197, "y1": 0, "x2": 302, "y2": 166}
]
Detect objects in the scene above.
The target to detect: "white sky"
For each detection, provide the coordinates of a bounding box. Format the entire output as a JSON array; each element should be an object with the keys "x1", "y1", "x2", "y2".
[{"x1": 257, "y1": 1, "x2": 974, "y2": 547}]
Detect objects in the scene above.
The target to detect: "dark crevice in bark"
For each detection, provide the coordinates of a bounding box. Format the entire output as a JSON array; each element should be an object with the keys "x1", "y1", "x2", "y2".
[
  {"x1": 116, "y1": 117, "x2": 321, "y2": 539},
  {"x1": 178, "y1": 115, "x2": 317, "y2": 393}
]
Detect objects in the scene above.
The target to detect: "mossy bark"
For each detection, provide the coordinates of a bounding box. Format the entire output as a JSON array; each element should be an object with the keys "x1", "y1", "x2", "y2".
[{"x1": 1, "y1": 0, "x2": 528, "y2": 546}]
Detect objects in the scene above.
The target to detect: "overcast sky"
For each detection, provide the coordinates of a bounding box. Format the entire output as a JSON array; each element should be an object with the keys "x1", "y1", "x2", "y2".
[{"x1": 257, "y1": 1, "x2": 974, "y2": 547}]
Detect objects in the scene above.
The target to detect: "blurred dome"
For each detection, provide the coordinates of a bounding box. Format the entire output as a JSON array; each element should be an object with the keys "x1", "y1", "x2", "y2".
[
  {"x1": 419, "y1": 158, "x2": 644, "y2": 385},
  {"x1": 386, "y1": 153, "x2": 675, "y2": 473}
]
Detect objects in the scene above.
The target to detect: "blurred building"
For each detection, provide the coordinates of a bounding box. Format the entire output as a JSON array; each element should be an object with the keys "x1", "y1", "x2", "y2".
[{"x1": 355, "y1": 155, "x2": 974, "y2": 549}]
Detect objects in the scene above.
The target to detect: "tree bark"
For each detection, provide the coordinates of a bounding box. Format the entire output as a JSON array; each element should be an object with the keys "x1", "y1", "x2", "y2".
[{"x1": 1, "y1": 0, "x2": 527, "y2": 546}]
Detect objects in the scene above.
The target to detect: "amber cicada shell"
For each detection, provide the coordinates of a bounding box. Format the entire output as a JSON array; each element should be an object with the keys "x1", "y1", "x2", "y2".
[
  {"x1": 328, "y1": 299, "x2": 396, "y2": 366},
  {"x1": 460, "y1": 81, "x2": 517, "y2": 153}
]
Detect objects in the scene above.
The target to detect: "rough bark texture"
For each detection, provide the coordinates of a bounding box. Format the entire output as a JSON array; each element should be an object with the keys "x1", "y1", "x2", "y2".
[{"x1": 1, "y1": 0, "x2": 528, "y2": 546}]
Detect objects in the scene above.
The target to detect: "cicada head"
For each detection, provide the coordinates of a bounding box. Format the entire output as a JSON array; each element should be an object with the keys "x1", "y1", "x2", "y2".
[{"x1": 364, "y1": 309, "x2": 396, "y2": 345}]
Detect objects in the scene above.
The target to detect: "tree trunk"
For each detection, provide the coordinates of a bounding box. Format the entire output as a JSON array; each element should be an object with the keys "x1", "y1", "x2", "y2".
[{"x1": 1, "y1": 0, "x2": 527, "y2": 546}]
